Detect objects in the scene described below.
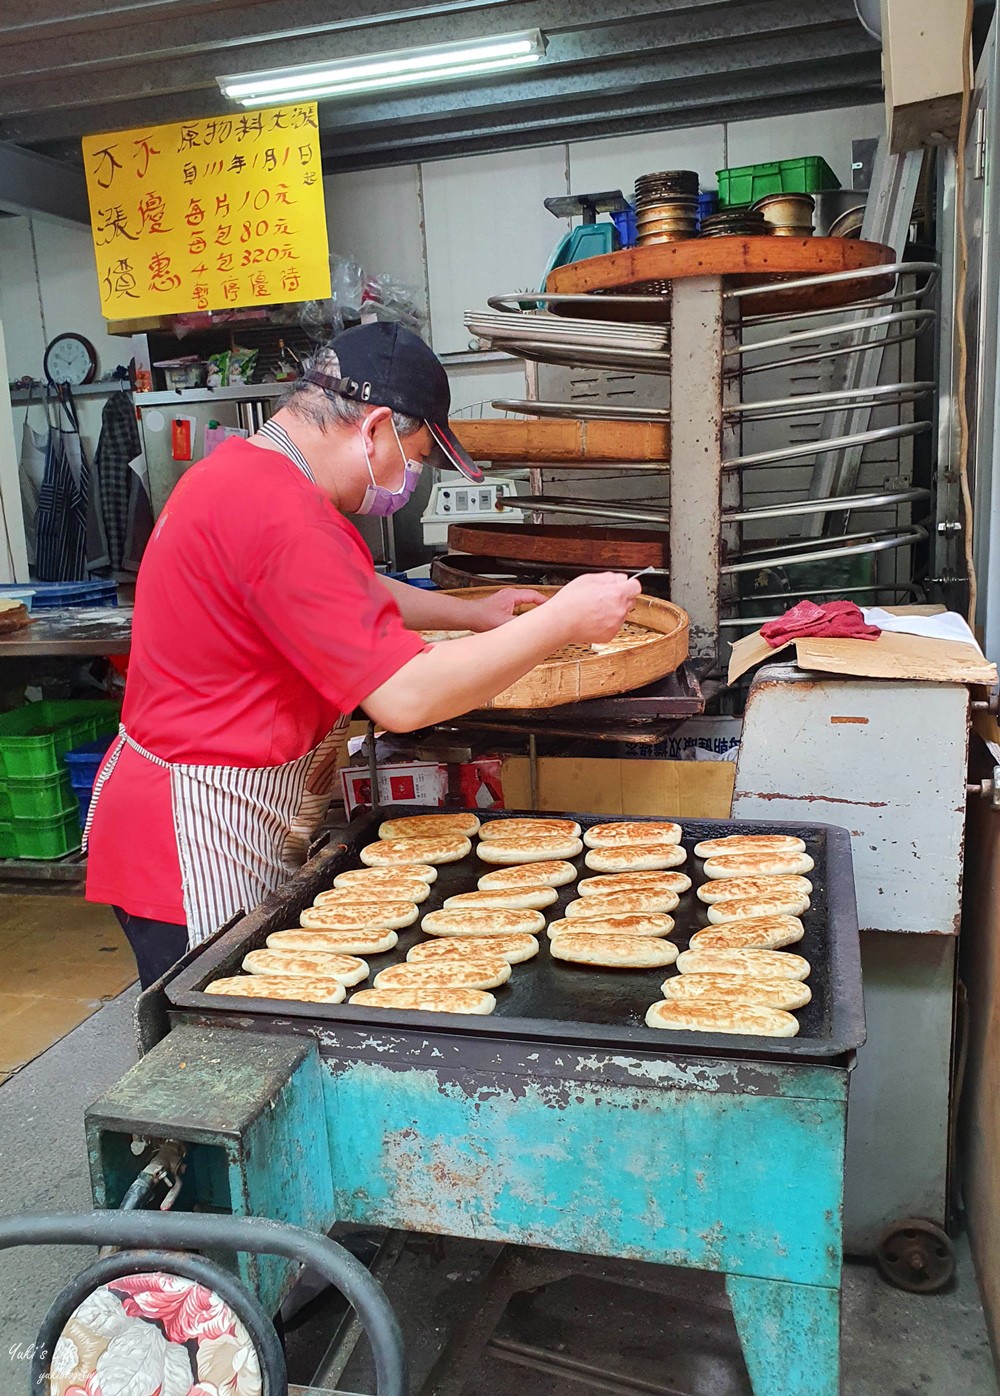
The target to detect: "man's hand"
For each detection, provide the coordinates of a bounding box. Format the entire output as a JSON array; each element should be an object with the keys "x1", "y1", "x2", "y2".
[
  {"x1": 542, "y1": 573, "x2": 641, "y2": 644},
  {"x1": 464, "y1": 587, "x2": 549, "y2": 632}
]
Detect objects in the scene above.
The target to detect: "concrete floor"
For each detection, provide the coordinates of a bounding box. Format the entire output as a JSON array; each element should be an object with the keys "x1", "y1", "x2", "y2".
[{"x1": 0, "y1": 986, "x2": 996, "y2": 1396}]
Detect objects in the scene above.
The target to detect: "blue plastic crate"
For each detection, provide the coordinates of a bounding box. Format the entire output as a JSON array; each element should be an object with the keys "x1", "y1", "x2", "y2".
[
  {"x1": 64, "y1": 735, "x2": 115, "y2": 793},
  {"x1": 76, "y1": 793, "x2": 91, "y2": 829},
  {"x1": 0, "y1": 581, "x2": 119, "y2": 610}
]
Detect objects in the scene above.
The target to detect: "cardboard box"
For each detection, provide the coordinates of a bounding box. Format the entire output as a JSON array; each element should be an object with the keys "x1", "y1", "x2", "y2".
[
  {"x1": 341, "y1": 761, "x2": 448, "y2": 818},
  {"x1": 500, "y1": 756, "x2": 734, "y2": 819}
]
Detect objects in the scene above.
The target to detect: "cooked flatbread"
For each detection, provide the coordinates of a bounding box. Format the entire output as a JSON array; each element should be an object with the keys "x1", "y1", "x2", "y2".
[
  {"x1": 349, "y1": 987, "x2": 496, "y2": 1015},
  {"x1": 583, "y1": 821, "x2": 682, "y2": 849},
  {"x1": 693, "y1": 834, "x2": 806, "y2": 858},
  {"x1": 547, "y1": 914, "x2": 674, "y2": 939},
  {"x1": 205, "y1": 974, "x2": 346, "y2": 1004},
  {"x1": 422, "y1": 907, "x2": 545, "y2": 937},
  {"x1": 688, "y1": 915, "x2": 804, "y2": 951},
  {"x1": 707, "y1": 893, "x2": 810, "y2": 923},
  {"x1": 577, "y1": 871, "x2": 692, "y2": 897},
  {"x1": 696, "y1": 875, "x2": 813, "y2": 905},
  {"x1": 479, "y1": 817, "x2": 582, "y2": 842},
  {"x1": 550, "y1": 933, "x2": 679, "y2": 968},
  {"x1": 443, "y1": 886, "x2": 557, "y2": 911},
  {"x1": 243, "y1": 948, "x2": 369, "y2": 985},
  {"x1": 584, "y1": 845, "x2": 688, "y2": 872},
  {"x1": 378, "y1": 812, "x2": 481, "y2": 840},
  {"x1": 644, "y1": 999, "x2": 799, "y2": 1037},
  {"x1": 361, "y1": 835, "x2": 471, "y2": 866},
  {"x1": 702, "y1": 851, "x2": 815, "y2": 879},
  {"x1": 419, "y1": 629, "x2": 474, "y2": 643},
  {"x1": 565, "y1": 891, "x2": 680, "y2": 917},
  {"x1": 268, "y1": 928, "x2": 398, "y2": 955},
  {"x1": 373, "y1": 959, "x2": 511, "y2": 991},
  {"x1": 477, "y1": 834, "x2": 584, "y2": 864},
  {"x1": 676, "y1": 947, "x2": 811, "y2": 980},
  {"x1": 319, "y1": 879, "x2": 430, "y2": 905},
  {"x1": 407, "y1": 933, "x2": 539, "y2": 964},
  {"x1": 478, "y1": 860, "x2": 578, "y2": 889},
  {"x1": 335, "y1": 865, "x2": 437, "y2": 888},
  {"x1": 658, "y1": 973, "x2": 812, "y2": 1011},
  {"x1": 300, "y1": 901, "x2": 417, "y2": 931}
]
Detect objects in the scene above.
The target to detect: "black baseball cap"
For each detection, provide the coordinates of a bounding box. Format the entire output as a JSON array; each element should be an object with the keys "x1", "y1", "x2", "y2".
[{"x1": 302, "y1": 321, "x2": 484, "y2": 483}]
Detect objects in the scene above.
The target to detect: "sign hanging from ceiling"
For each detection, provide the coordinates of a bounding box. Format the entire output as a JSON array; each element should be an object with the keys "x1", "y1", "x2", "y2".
[{"x1": 82, "y1": 103, "x2": 331, "y2": 319}]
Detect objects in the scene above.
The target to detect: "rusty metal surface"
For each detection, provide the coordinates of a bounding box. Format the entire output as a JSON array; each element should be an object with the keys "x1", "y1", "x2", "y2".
[{"x1": 164, "y1": 808, "x2": 864, "y2": 1064}]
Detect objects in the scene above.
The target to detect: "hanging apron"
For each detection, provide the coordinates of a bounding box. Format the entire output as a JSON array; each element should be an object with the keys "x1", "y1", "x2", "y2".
[
  {"x1": 86, "y1": 715, "x2": 351, "y2": 945},
  {"x1": 87, "y1": 419, "x2": 353, "y2": 945},
  {"x1": 18, "y1": 385, "x2": 48, "y2": 568}
]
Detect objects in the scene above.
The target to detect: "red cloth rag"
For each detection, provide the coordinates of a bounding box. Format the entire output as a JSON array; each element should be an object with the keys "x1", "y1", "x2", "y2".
[{"x1": 759, "y1": 599, "x2": 882, "y2": 649}]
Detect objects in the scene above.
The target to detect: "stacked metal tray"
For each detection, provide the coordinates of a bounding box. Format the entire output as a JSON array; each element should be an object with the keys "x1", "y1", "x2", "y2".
[{"x1": 165, "y1": 808, "x2": 864, "y2": 1065}]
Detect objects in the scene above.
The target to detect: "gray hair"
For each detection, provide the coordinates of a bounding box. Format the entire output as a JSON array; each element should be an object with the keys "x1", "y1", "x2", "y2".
[{"x1": 280, "y1": 345, "x2": 422, "y2": 436}]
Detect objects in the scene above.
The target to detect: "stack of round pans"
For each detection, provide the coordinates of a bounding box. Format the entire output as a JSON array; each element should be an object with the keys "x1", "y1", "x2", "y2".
[
  {"x1": 634, "y1": 169, "x2": 699, "y2": 245},
  {"x1": 699, "y1": 207, "x2": 771, "y2": 238},
  {"x1": 752, "y1": 192, "x2": 815, "y2": 237}
]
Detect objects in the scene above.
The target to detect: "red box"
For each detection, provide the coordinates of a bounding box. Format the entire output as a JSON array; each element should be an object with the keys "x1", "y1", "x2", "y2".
[
  {"x1": 341, "y1": 761, "x2": 448, "y2": 817},
  {"x1": 457, "y1": 756, "x2": 504, "y2": 810}
]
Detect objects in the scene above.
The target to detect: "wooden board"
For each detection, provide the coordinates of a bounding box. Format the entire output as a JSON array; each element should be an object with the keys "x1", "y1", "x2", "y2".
[
  {"x1": 436, "y1": 585, "x2": 688, "y2": 709},
  {"x1": 447, "y1": 522, "x2": 669, "y2": 569},
  {"x1": 545, "y1": 237, "x2": 896, "y2": 318},
  {"x1": 449, "y1": 417, "x2": 670, "y2": 463}
]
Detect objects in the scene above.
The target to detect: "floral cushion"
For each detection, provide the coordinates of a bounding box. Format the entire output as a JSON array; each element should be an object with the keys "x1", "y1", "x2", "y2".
[{"x1": 48, "y1": 1272, "x2": 264, "y2": 1396}]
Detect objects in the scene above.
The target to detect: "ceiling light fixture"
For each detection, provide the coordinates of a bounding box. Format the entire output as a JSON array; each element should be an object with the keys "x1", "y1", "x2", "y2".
[{"x1": 218, "y1": 30, "x2": 545, "y2": 107}]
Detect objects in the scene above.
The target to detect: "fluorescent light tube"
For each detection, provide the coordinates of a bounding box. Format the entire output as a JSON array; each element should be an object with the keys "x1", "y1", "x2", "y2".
[{"x1": 218, "y1": 30, "x2": 545, "y2": 106}]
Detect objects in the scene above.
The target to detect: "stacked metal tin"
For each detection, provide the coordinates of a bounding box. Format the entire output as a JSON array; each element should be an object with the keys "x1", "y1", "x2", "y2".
[
  {"x1": 633, "y1": 170, "x2": 699, "y2": 244},
  {"x1": 698, "y1": 206, "x2": 771, "y2": 238},
  {"x1": 751, "y1": 192, "x2": 815, "y2": 236}
]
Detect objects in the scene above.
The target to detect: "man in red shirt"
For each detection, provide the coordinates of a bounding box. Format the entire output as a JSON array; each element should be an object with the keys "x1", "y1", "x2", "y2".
[{"x1": 86, "y1": 322, "x2": 639, "y2": 986}]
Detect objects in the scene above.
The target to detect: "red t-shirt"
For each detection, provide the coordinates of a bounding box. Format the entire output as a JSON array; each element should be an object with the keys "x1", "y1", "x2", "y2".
[{"x1": 86, "y1": 437, "x2": 425, "y2": 923}]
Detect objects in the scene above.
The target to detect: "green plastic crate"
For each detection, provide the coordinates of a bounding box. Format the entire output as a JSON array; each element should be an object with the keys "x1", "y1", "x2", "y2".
[
  {"x1": 1, "y1": 771, "x2": 75, "y2": 820},
  {"x1": 11, "y1": 805, "x2": 82, "y2": 860},
  {"x1": 0, "y1": 821, "x2": 15, "y2": 860},
  {"x1": 0, "y1": 700, "x2": 120, "y2": 779},
  {"x1": 716, "y1": 155, "x2": 841, "y2": 208}
]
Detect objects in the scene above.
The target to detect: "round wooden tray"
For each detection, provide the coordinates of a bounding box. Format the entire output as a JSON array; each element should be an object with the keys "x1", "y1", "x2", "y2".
[
  {"x1": 447, "y1": 522, "x2": 668, "y2": 570},
  {"x1": 545, "y1": 237, "x2": 896, "y2": 319},
  {"x1": 437, "y1": 585, "x2": 688, "y2": 709},
  {"x1": 448, "y1": 417, "x2": 671, "y2": 464}
]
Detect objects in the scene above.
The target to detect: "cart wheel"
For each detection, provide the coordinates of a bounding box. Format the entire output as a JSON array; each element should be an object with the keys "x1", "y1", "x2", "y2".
[{"x1": 877, "y1": 1218, "x2": 956, "y2": 1293}]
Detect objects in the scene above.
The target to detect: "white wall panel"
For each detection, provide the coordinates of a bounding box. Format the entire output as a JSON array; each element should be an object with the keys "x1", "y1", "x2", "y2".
[
  {"x1": 445, "y1": 360, "x2": 528, "y2": 416},
  {"x1": 32, "y1": 220, "x2": 124, "y2": 381},
  {"x1": 568, "y1": 125, "x2": 726, "y2": 199},
  {"x1": 0, "y1": 217, "x2": 46, "y2": 380},
  {"x1": 422, "y1": 145, "x2": 570, "y2": 355},
  {"x1": 725, "y1": 103, "x2": 884, "y2": 190},
  {"x1": 323, "y1": 164, "x2": 428, "y2": 315}
]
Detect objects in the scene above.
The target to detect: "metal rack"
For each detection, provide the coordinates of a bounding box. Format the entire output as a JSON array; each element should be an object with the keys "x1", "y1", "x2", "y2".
[{"x1": 467, "y1": 257, "x2": 939, "y2": 661}]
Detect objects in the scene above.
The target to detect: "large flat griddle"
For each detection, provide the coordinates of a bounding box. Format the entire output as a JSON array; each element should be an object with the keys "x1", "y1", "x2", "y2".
[{"x1": 166, "y1": 808, "x2": 864, "y2": 1066}]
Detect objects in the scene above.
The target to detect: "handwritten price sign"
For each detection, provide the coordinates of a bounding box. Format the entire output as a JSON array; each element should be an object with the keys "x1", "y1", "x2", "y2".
[{"x1": 82, "y1": 103, "x2": 332, "y2": 318}]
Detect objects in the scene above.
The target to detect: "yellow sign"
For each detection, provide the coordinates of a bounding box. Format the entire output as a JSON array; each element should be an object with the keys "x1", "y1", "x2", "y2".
[{"x1": 82, "y1": 104, "x2": 331, "y2": 319}]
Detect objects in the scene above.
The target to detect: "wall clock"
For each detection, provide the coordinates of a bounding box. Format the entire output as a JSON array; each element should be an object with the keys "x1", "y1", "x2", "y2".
[{"x1": 43, "y1": 333, "x2": 98, "y2": 386}]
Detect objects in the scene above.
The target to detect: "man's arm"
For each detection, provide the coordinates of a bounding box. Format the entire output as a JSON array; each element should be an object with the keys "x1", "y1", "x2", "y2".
[{"x1": 377, "y1": 573, "x2": 546, "y2": 633}]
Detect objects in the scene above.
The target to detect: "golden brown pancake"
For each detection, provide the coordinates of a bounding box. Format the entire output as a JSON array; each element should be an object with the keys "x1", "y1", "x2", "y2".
[
  {"x1": 205, "y1": 974, "x2": 346, "y2": 1004},
  {"x1": 372, "y1": 959, "x2": 511, "y2": 991},
  {"x1": 335, "y1": 865, "x2": 437, "y2": 888},
  {"x1": 550, "y1": 933, "x2": 679, "y2": 968},
  {"x1": 267, "y1": 928, "x2": 398, "y2": 955},
  {"x1": 477, "y1": 834, "x2": 584, "y2": 864},
  {"x1": 688, "y1": 915, "x2": 804, "y2": 951},
  {"x1": 547, "y1": 914, "x2": 674, "y2": 939},
  {"x1": 443, "y1": 887, "x2": 557, "y2": 911},
  {"x1": 479, "y1": 817, "x2": 582, "y2": 842},
  {"x1": 421, "y1": 907, "x2": 545, "y2": 937},
  {"x1": 658, "y1": 973, "x2": 812, "y2": 1011},
  {"x1": 360, "y1": 835, "x2": 471, "y2": 866},
  {"x1": 565, "y1": 891, "x2": 680, "y2": 917},
  {"x1": 694, "y1": 834, "x2": 806, "y2": 858},
  {"x1": 349, "y1": 987, "x2": 496, "y2": 1015},
  {"x1": 584, "y1": 845, "x2": 688, "y2": 872},
  {"x1": 378, "y1": 812, "x2": 481, "y2": 840},
  {"x1": 407, "y1": 934, "x2": 539, "y2": 965},
  {"x1": 696, "y1": 875, "x2": 812, "y2": 905},
  {"x1": 577, "y1": 871, "x2": 692, "y2": 897},
  {"x1": 242, "y1": 948, "x2": 369, "y2": 985},
  {"x1": 701, "y1": 851, "x2": 814, "y2": 879},
  {"x1": 478, "y1": 860, "x2": 577, "y2": 889},
  {"x1": 318, "y1": 880, "x2": 430, "y2": 905},
  {"x1": 706, "y1": 893, "x2": 810, "y2": 924},
  {"x1": 300, "y1": 902, "x2": 417, "y2": 931},
  {"x1": 644, "y1": 1000, "x2": 799, "y2": 1036},
  {"x1": 583, "y1": 821, "x2": 682, "y2": 848},
  {"x1": 675, "y1": 947, "x2": 811, "y2": 980}
]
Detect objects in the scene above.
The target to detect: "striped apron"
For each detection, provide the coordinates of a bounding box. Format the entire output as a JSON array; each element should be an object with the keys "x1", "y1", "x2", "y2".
[{"x1": 86, "y1": 422, "x2": 351, "y2": 945}]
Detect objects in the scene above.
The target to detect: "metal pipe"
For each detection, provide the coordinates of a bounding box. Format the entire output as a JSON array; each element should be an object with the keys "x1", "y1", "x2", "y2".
[
  {"x1": 492, "y1": 398, "x2": 671, "y2": 422},
  {"x1": 728, "y1": 487, "x2": 929, "y2": 522},
  {"x1": 489, "y1": 291, "x2": 669, "y2": 311},
  {"x1": 505, "y1": 496, "x2": 671, "y2": 525},
  {"x1": 725, "y1": 259, "x2": 940, "y2": 301},
  {"x1": 729, "y1": 381, "x2": 935, "y2": 419},
  {"x1": 740, "y1": 277, "x2": 939, "y2": 327},
  {"x1": 722, "y1": 526, "x2": 926, "y2": 573},
  {"x1": 736, "y1": 322, "x2": 935, "y2": 375},
  {"x1": 730, "y1": 307, "x2": 935, "y2": 357},
  {"x1": 0, "y1": 1211, "x2": 407, "y2": 1396},
  {"x1": 488, "y1": 341, "x2": 672, "y2": 373},
  {"x1": 727, "y1": 420, "x2": 930, "y2": 470}
]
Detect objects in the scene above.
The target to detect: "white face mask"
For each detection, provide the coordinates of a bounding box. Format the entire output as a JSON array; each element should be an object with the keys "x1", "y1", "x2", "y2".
[{"x1": 354, "y1": 420, "x2": 424, "y2": 517}]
